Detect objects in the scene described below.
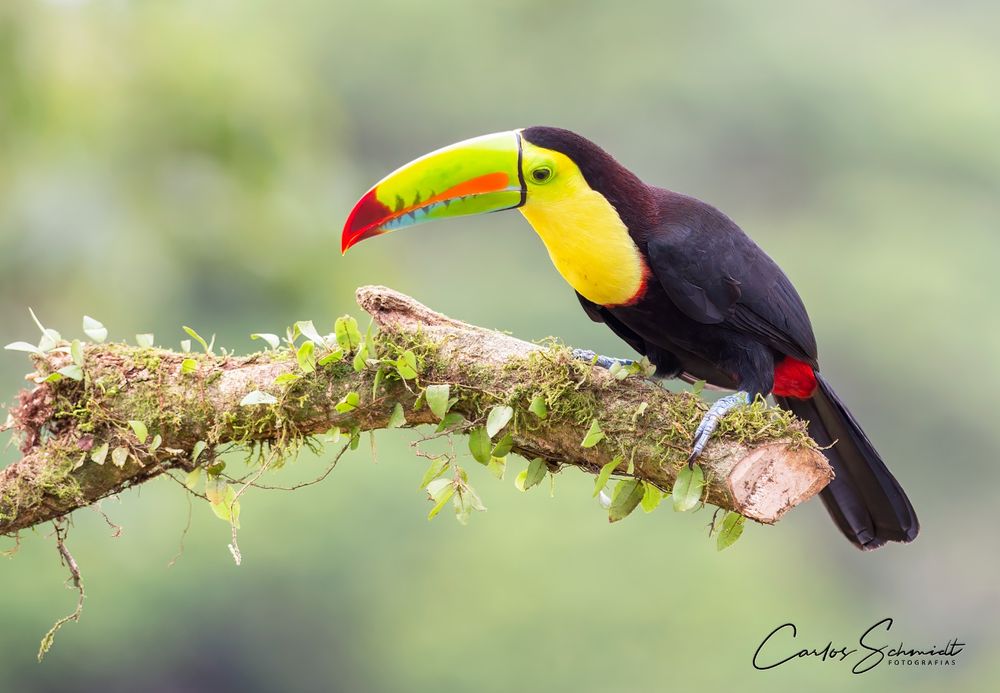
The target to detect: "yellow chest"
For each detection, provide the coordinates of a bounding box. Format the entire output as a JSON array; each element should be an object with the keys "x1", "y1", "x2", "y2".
[{"x1": 519, "y1": 189, "x2": 647, "y2": 306}]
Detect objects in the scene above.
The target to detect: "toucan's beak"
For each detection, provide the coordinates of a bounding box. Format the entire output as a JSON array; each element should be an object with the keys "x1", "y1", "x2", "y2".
[{"x1": 342, "y1": 130, "x2": 526, "y2": 253}]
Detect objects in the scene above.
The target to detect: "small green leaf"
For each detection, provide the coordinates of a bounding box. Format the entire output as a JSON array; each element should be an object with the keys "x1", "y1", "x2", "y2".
[
  {"x1": 334, "y1": 315, "x2": 362, "y2": 352},
  {"x1": 365, "y1": 319, "x2": 377, "y2": 357},
  {"x1": 192, "y1": 440, "x2": 208, "y2": 463},
  {"x1": 205, "y1": 476, "x2": 225, "y2": 503},
  {"x1": 692, "y1": 379, "x2": 706, "y2": 395},
  {"x1": 491, "y1": 432, "x2": 514, "y2": 458},
  {"x1": 352, "y1": 341, "x2": 369, "y2": 372},
  {"x1": 32, "y1": 309, "x2": 56, "y2": 347},
  {"x1": 425, "y1": 384, "x2": 450, "y2": 421},
  {"x1": 581, "y1": 419, "x2": 605, "y2": 448},
  {"x1": 609, "y1": 478, "x2": 644, "y2": 522},
  {"x1": 523, "y1": 457, "x2": 546, "y2": 490},
  {"x1": 208, "y1": 483, "x2": 241, "y2": 527},
  {"x1": 592, "y1": 456, "x2": 622, "y2": 497},
  {"x1": 184, "y1": 467, "x2": 203, "y2": 489},
  {"x1": 395, "y1": 350, "x2": 418, "y2": 380},
  {"x1": 453, "y1": 495, "x2": 471, "y2": 525},
  {"x1": 486, "y1": 457, "x2": 506, "y2": 479},
  {"x1": 486, "y1": 405, "x2": 513, "y2": 438},
  {"x1": 295, "y1": 320, "x2": 326, "y2": 348},
  {"x1": 35, "y1": 372, "x2": 62, "y2": 384},
  {"x1": 468, "y1": 427, "x2": 491, "y2": 464},
  {"x1": 297, "y1": 340, "x2": 316, "y2": 373},
  {"x1": 629, "y1": 356, "x2": 656, "y2": 378},
  {"x1": 335, "y1": 391, "x2": 361, "y2": 413},
  {"x1": 182, "y1": 326, "x2": 211, "y2": 354},
  {"x1": 70, "y1": 340, "x2": 84, "y2": 367},
  {"x1": 251, "y1": 333, "x2": 280, "y2": 350},
  {"x1": 428, "y1": 490, "x2": 454, "y2": 521},
  {"x1": 111, "y1": 447, "x2": 129, "y2": 469},
  {"x1": 453, "y1": 483, "x2": 486, "y2": 524},
  {"x1": 57, "y1": 364, "x2": 83, "y2": 381},
  {"x1": 514, "y1": 470, "x2": 529, "y2": 491},
  {"x1": 609, "y1": 361, "x2": 629, "y2": 380},
  {"x1": 672, "y1": 464, "x2": 705, "y2": 512},
  {"x1": 435, "y1": 411, "x2": 464, "y2": 433},
  {"x1": 83, "y1": 315, "x2": 108, "y2": 343},
  {"x1": 240, "y1": 390, "x2": 278, "y2": 406},
  {"x1": 716, "y1": 512, "x2": 746, "y2": 551},
  {"x1": 38, "y1": 332, "x2": 60, "y2": 353},
  {"x1": 128, "y1": 420, "x2": 148, "y2": 443},
  {"x1": 4, "y1": 341, "x2": 44, "y2": 355},
  {"x1": 318, "y1": 349, "x2": 344, "y2": 366},
  {"x1": 387, "y1": 402, "x2": 406, "y2": 429},
  {"x1": 149, "y1": 434, "x2": 162, "y2": 452},
  {"x1": 528, "y1": 395, "x2": 548, "y2": 419},
  {"x1": 136, "y1": 333, "x2": 154, "y2": 348},
  {"x1": 631, "y1": 402, "x2": 649, "y2": 423},
  {"x1": 181, "y1": 358, "x2": 197, "y2": 375},
  {"x1": 426, "y1": 479, "x2": 455, "y2": 520},
  {"x1": 273, "y1": 372, "x2": 301, "y2": 386},
  {"x1": 426, "y1": 478, "x2": 451, "y2": 496},
  {"x1": 419, "y1": 457, "x2": 449, "y2": 489},
  {"x1": 640, "y1": 482, "x2": 663, "y2": 513},
  {"x1": 91, "y1": 442, "x2": 109, "y2": 466}
]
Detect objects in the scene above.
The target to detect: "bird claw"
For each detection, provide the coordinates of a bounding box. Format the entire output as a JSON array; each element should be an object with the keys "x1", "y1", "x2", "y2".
[
  {"x1": 571, "y1": 348, "x2": 634, "y2": 370},
  {"x1": 688, "y1": 391, "x2": 750, "y2": 466}
]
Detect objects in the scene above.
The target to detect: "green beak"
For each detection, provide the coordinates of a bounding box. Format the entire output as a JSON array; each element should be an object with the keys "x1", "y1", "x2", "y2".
[{"x1": 342, "y1": 130, "x2": 526, "y2": 253}]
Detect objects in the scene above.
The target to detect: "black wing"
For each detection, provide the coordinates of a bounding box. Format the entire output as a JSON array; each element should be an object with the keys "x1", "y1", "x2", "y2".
[
  {"x1": 646, "y1": 193, "x2": 818, "y2": 366},
  {"x1": 576, "y1": 292, "x2": 687, "y2": 378},
  {"x1": 576, "y1": 292, "x2": 647, "y2": 355}
]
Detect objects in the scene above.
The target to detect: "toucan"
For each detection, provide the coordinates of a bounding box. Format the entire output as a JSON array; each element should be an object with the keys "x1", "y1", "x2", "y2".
[{"x1": 341, "y1": 126, "x2": 919, "y2": 550}]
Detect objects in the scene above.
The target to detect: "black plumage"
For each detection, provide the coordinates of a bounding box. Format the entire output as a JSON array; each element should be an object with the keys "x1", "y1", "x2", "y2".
[{"x1": 524, "y1": 126, "x2": 918, "y2": 549}]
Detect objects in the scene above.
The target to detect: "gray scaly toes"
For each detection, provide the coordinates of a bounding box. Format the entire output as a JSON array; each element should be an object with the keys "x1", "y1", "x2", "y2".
[
  {"x1": 571, "y1": 348, "x2": 635, "y2": 370},
  {"x1": 688, "y1": 391, "x2": 750, "y2": 465}
]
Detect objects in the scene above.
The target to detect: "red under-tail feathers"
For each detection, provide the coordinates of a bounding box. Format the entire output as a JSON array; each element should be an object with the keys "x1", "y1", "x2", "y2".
[{"x1": 773, "y1": 363, "x2": 918, "y2": 550}]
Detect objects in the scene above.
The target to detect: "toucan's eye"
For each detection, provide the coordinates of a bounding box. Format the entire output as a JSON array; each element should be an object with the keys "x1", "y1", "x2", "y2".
[{"x1": 530, "y1": 166, "x2": 553, "y2": 184}]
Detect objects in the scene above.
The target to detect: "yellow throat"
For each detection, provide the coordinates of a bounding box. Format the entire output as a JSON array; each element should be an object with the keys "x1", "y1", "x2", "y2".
[{"x1": 518, "y1": 149, "x2": 646, "y2": 306}]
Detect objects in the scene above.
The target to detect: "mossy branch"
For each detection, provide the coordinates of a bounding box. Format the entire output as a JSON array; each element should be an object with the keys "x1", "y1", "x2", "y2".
[{"x1": 1, "y1": 286, "x2": 832, "y2": 536}]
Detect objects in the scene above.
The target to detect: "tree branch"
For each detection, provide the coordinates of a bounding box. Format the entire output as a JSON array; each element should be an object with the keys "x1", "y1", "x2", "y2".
[{"x1": 0, "y1": 286, "x2": 832, "y2": 536}]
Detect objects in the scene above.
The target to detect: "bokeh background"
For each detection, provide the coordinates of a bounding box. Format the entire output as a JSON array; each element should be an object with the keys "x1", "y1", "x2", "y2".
[{"x1": 2, "y1": 1, "x2": 999, "y2": 691}]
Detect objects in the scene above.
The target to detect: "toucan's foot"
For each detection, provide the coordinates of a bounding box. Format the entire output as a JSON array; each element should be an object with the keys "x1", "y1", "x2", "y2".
[
  {"x1": 572, "y1": 348, "x2": 634, "y2": 370},
  {"x1": 688, "y1": 391, "x2": 750, "y2": 465}
]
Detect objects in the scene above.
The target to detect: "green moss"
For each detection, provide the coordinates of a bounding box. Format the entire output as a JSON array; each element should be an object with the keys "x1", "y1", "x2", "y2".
[
  {"x1": 502, "y1": 347, "x2": 600, "y2": 426},
  {"x1": 0, "y1": 444, "x2": 82, "y2": 528},
  {"x1": 484, "y1": 342, "x2": 810, "y2": 469},
  {"x1": 131, "y1": 349, "x2": 162, "y2": 373}
]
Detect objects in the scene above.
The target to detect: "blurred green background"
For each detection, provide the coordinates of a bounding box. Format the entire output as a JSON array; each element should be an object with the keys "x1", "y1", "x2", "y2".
[{"x1": 2, "y1": 1, "x2": 998, "y2": 691}]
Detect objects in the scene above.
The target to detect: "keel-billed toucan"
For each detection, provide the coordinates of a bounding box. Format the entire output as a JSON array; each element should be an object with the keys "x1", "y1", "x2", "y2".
[{"x1": 341, "y1": 127, "x2": 919, "y2": 550}]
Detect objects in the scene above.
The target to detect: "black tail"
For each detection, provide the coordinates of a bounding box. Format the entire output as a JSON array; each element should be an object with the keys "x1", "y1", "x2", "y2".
[{"x1": 775, "y1": 373, "x2": 919, "y2": 550}]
